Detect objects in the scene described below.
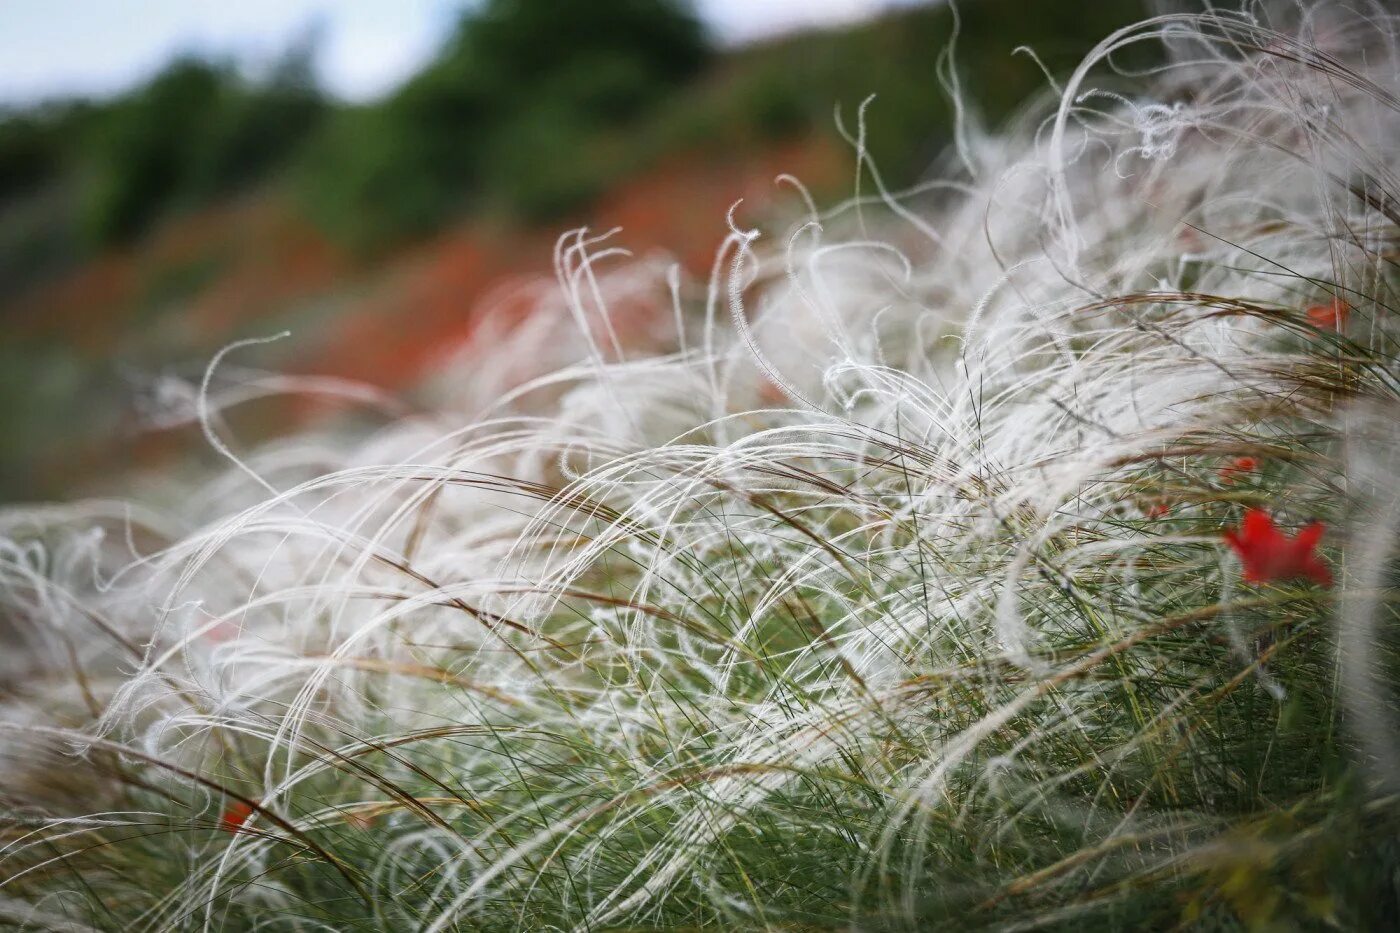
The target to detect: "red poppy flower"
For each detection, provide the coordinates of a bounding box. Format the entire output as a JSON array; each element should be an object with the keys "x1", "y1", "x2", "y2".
[
  {"x1": 1218, "y1": 456, "x2": 1258, "y2": 484},
  {"x1": 220, "y1": 800, "x2": 255, "y2": 834},
  {"x1": 1144, "y1": 500, "x2": 1171, "y2": 518},
  {"x1": 1222, "y1": 508, "x2": 1332, "y2": 587},
  {"x1": 1305, "y1": 298, "x2": 1349, "y2": 331}
]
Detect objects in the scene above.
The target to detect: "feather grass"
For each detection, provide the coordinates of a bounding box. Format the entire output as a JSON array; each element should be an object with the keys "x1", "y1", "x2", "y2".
[{"x1": 5, "y1": 2, "x2": 1400, "y2": 929}]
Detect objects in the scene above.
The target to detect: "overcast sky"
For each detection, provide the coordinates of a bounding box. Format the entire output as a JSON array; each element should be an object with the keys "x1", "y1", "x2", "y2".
[{"x1": 0, "y1": 0, "x2": 923, "y2": 107}]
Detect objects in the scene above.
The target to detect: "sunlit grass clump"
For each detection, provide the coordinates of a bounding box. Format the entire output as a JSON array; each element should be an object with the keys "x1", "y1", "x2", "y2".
[{"x1": 5, "y1": 3, "x2": 1400, "y2": 929}]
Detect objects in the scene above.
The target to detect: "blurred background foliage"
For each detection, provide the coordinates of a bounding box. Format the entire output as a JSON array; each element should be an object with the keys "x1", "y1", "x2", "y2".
[
  {"x1": 301, "y1": 0, "x2": 712, "y2": 244},
  {"x1": 0, "y1": 0, "x2": 1151, "y2": 264},
  {"x1": 0, "y1": 0, "x2": 1150, "y2": 499}
]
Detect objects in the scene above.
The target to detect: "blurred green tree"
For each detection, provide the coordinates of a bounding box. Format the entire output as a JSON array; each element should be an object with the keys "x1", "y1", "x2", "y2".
[
  {"x1": 77, "y1": 44, "x2": 326, "y2": 246},
  {"x1": 81, "y1": 58, "x2": 229, "y2": 243},
  {"x1": 299, "y1": 0, "x2": 710, "y2": 251}
]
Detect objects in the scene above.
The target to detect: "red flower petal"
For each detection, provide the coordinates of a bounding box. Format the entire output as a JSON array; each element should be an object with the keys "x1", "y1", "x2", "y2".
[
  {"x1": 1305, "y1": 298, "x2": 1349, "y2": 331},
  {"x1": 1294, "y1": 520, "x2": 1325, "y2": 551},
  {"x1": 1222, "y1": 509, "x2": 1332, "y2": 587},
  {"x1": 1302, "y1": 557, "x2": 1333, "y2": 588},
  {"x1": 220, "y1": 800, "x2": 255, "y2": 834},
  {"x1": 1240, "y1": 508, "x2": 1275, "y2": 539},
  {"x1": 1219, "y1": 456, "x2": 1258, "y2": 483}
]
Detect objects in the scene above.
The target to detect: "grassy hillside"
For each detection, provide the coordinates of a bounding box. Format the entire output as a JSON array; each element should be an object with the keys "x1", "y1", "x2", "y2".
[{"x1": 0, "y1": 0, "x2": 1148, "y2": 503}]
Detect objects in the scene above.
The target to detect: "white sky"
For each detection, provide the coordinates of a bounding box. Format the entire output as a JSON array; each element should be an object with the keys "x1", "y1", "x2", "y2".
[{"x1": 0, "y1": 0, "x2": 922, "y2": 107}]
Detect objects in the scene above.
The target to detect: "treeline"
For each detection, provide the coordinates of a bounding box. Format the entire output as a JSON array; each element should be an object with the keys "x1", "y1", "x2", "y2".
[
  {"x1": 300, "y1": 0, "x2": 709, "y2": 250},
  {"x1": 0, "y1": 0, "x2": 709, "y2": 284},
  {"x1": 0, "y1": 0, "x2": 1150, "y2": 289},
  {"x1": 0, "y1": 44, "x2": 329, "y2": 293}
]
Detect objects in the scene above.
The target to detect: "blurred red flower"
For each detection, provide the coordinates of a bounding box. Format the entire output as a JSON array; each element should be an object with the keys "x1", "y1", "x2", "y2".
[
  {"x1": 1144, "y1": 500, "x2": 1171, "y2": 518},
  {"x1": 1218, "y1": 456, "x2": 1258, "y2": 484},
  {"x1": 220, "y1": 800, "x2": 255, "y2": 834},
  {"x1": 1305, "y1": 298, "x2": 1349, "y2": 331},
  {"x1": 1223, "y1": 508, "x2": 1332, "y2": 587}
]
